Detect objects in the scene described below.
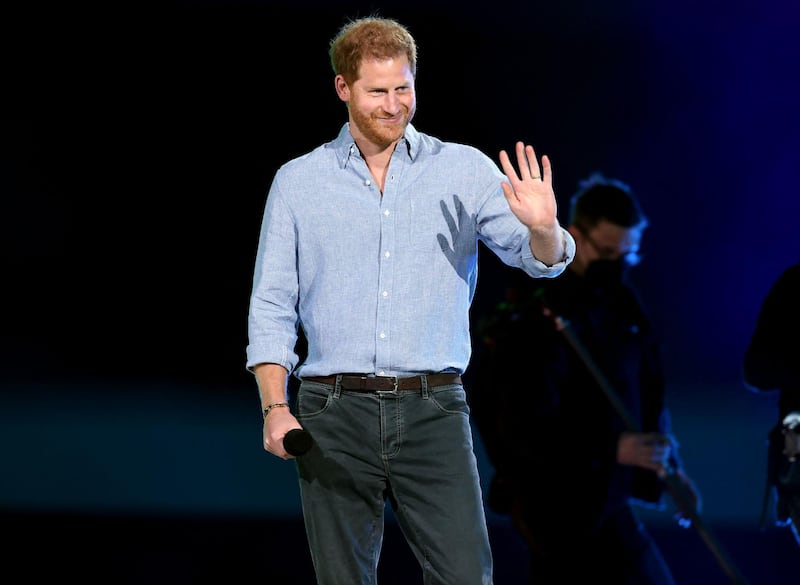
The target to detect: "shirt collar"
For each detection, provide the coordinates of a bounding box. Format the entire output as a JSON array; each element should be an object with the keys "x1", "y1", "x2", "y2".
[{"x1": 330, "y1": 122, "x2": 420, "y2": 169}]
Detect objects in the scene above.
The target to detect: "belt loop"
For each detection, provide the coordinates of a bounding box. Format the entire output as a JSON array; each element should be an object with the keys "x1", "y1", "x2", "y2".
[
  {"x1": 420, "y1": 374, "x2": 430, "y2": 399},
  {"x1": 333, "y1": 374, "x2": 343, "y2": 399}
]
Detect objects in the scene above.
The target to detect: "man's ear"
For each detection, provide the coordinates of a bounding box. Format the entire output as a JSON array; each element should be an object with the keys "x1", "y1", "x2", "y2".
[{"x1": 334, "y1": 75, "x2": 350, "y2": 102}]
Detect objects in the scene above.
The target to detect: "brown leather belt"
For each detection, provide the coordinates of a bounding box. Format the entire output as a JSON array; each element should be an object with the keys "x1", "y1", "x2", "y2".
[{"x1": 303, "y1": 373, "x2": 462, "y2": 392}]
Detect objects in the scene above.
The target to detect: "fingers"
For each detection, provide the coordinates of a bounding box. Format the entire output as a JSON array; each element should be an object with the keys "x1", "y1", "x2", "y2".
[
  {"x1": 541, "y1": 154, "x2": 552, "y2": 183},
  {"x1": 619, "y1": 432, "x2": 673, "y2": 471},
  {"x1": 263, "y1": 413, "x2": 303, "y2": 460},
  {"x1": 516, "y1": 142, "x2": 543, "y2": 180},
  {"x1": 644, "y1": 433, "x2": 672, "y2": 460},
  {"x1": 499, "y1": 142, "x2": 548, "y2": 184},
  {"x1": 516, "y1": 142, "x2": 538, "y2": 179},
  {"x1": 498, "y1": 149, "x2": 519, "y2": 184}
]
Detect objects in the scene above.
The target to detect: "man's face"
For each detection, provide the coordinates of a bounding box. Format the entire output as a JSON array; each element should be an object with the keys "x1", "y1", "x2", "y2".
[
  {"x1": 569, "y1": 219, "x2": 643, "y2": 277},
  {"x1": 335, "y1": 56, "x2": 416, "y2": 149}
]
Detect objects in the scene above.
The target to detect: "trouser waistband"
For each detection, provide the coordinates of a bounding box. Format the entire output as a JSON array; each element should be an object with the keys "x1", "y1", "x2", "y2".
[{"x1": 302, "y1": 373, "x2": 462, "y2": 392}]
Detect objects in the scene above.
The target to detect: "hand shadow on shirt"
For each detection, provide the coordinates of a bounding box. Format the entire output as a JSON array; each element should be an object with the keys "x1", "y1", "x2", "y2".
[{"x1": 436, "y1": 195, "x2": 476, "y2": 285}]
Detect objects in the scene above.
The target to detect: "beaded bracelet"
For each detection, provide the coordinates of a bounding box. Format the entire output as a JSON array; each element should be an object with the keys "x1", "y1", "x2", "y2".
[{"x1": 262, "y1": 401, "x2": 290, "y2": 419}]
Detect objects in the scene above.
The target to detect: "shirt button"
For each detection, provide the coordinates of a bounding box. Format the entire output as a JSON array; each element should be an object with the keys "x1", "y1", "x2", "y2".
[
  {"x1": 379, "y1": 332, "x2": 386, "y2": 339},
  {"x1": 384, "y1": 251, "x2": 390, "y2": 258},
  {"x1": 383, "y1": 209, "x2": 390, "y2": 216},
  {"x1": 382, "y1": 291, "x2": 388, "y2": 297},
  {"x1": 365, "y1": 179, "x2": 371, "y2": 186}
]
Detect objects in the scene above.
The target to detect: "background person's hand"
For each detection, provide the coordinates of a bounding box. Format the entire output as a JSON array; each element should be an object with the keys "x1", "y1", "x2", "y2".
[{"x1": 616, "y1": 431, "x2": 672, "y2": 476}]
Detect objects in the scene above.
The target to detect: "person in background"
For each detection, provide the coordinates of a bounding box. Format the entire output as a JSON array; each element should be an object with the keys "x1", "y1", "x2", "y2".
[
  {"x1": 742, "y1": 258, "x2": 800, "y2": 546},
  {"x1": 245, "y1": 15, "x2": 575, "y2": 585},
  {"x1": 469, "y1": 173, "x2": 701, "y2": 584}
]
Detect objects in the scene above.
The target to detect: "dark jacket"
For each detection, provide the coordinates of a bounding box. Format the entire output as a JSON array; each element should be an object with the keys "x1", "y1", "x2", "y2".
[
  {"x1": 470, "y1": 267, "x2": 673, "y2": 530},
  {"x1": 743, "y1": 263, "x2": 800, "y2": 417}
]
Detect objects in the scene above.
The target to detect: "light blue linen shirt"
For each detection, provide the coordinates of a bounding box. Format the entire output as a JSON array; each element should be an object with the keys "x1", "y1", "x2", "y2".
[{"x1": 246, "y1": 123, "x2": 575, "y2": 378}]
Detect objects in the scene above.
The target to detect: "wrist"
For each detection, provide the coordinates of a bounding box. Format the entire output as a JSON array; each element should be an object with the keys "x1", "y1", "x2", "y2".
[{"x1": 262, "y1": 401, "x2": 290, "y2": 419}]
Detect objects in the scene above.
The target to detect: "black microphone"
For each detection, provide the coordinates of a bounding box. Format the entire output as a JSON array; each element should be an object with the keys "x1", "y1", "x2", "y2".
[{"x1": 284, "y1": 428, "x2": 314, "y2": 456}]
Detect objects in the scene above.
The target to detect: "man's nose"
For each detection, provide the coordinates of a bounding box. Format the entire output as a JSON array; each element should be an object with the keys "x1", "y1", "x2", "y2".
[{"x1": 383, "y1": 91, "x2": 401, "y2": 111}]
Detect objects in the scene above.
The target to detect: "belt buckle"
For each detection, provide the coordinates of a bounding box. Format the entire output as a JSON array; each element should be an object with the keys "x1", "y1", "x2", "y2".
[{"x1": 376, "y1": 376, "x2": 399, "y2": 394}]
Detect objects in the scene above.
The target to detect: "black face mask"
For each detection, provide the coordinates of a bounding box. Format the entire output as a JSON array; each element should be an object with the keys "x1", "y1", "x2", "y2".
[{"x1": 583, "y1": 258, "x2": 631, "y2": 292}]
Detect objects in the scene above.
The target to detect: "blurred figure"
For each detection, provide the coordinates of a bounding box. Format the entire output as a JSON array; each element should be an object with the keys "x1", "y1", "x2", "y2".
[
  {"x1": 742, "y1": 259, "x2": 800, "y2": 545},
  {"x1": 469, "y1": 173, "x2": 701, "y2": 584}
]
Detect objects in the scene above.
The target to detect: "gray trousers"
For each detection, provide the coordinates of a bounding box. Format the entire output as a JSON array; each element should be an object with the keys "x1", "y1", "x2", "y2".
[{"x1": 295, "y1": 377, "x2": 493, "y2": 585}]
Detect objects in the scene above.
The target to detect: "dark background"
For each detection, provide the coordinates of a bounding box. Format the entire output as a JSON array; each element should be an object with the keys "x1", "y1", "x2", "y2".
[{"x1": 2, "y1": 1, "x2": 798, "y2": 583}]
